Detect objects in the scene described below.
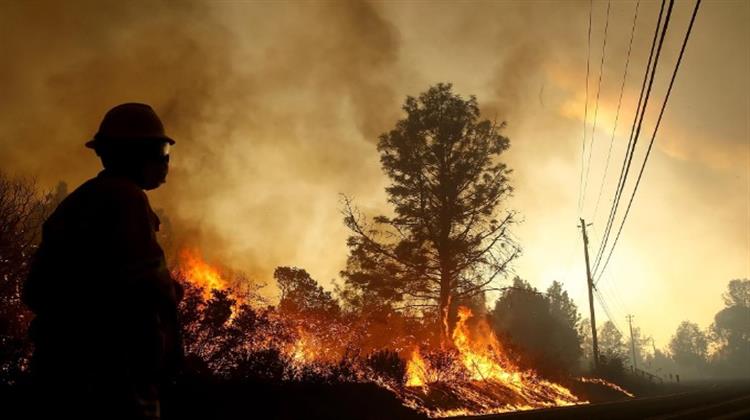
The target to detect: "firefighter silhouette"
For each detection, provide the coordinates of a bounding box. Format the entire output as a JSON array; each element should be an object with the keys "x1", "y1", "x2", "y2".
[{"x1": 23, "y1": 103, "x2": 183, "y2": 420}]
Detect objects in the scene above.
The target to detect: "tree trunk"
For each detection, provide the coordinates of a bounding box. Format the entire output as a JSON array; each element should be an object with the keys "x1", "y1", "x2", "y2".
[{"x1": 438, "y1": 277, "x2": 452, "y2": 346}]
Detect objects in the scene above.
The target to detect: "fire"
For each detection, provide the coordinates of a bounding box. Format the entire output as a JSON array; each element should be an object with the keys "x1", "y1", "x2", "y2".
[
  {"x1": 174, "y1": 250, "x2": 624, "y2": 417},
  {"x1": 402, "y1": 306, "x2": 583, "y2": 417},
  {"x1": 290, "y1": 327, "x2": 319, "y2": 365},
  {"x1": 451, "y1": 306, "x2": 522, "y2": 384},
  {"x1": 176, "y1": 248, "x2": 248, "y2": 317},
  {"x1": 178, "y1": 248, "x2": 230, "y2": 299},
  {"x1": 405, "y1": 348, "x2": 429, "y2": 387},
  {"x1": 578, "y1": 377, "x2": 635, "y2": 397}
]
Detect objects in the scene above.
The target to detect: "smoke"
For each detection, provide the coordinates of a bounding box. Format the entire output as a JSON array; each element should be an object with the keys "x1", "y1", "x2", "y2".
[
  {"x1": 1, "y1": 0, "x2": 746, "y2": 341},
  {"x1": 0, "y1": 0, "x2": 405, "y2": 290},
  {"x1": 0, "y1": 0, "x2": 605, "y2": 291}
]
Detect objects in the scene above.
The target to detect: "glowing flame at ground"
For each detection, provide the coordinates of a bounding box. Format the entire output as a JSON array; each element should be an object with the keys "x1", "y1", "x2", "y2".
[
  {"x1": 405, "y1": 348, "x2": 428, "y2": 387},
  {"x1": 451, "y1": 306, "x2": 523, "y2": 384},
  {"x1": 173, "y1": 251, "x2": 633, "y2": 417},
  {"x1": 402, "y1": 306, "x2": 583, "y2": 417},
  {"x1": 578, "y1": 377, "x2": 635, "y2": 397}
]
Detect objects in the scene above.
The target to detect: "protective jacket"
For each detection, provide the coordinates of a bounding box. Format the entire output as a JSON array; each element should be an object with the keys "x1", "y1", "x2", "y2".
[{"x1": 23, "y1": 170, "x2": 183, "y2": 385}]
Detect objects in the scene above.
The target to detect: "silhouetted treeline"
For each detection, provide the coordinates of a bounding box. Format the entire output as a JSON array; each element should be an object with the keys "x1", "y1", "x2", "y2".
[
  {"x1": 0, "y1": 173, "x2": 66, "y2": 385},
  {"x1": 489, "y1": 278, "x2": 582, "y2": 379},
  {"x1": 664, "y1": 279, "x2": 750, "y2": 380}
]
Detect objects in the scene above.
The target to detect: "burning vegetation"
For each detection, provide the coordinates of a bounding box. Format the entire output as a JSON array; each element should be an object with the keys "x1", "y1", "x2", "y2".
[
  {"x1": 398, "y1": 306, "x2": 583, "y2": 416},
  {"x1": 0, "y1": 85, "x2": 647, "y2": 418},
  {"x1": 173, "y1": 249, "x2": 603, "y2": 417},
  {"x1": 166, "y1": 85, "x2": 637, "y2": 417}
]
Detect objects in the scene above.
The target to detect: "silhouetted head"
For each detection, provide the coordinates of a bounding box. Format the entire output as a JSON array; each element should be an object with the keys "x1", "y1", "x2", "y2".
[{"x1": 87, "y1": 103, "x2": 175, "y2": 190}]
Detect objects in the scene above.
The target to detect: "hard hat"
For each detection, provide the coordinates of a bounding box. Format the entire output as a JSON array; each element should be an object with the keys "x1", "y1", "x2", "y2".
[{"x1": 85, "y1": 103, "x2": 175, "y2": 149}]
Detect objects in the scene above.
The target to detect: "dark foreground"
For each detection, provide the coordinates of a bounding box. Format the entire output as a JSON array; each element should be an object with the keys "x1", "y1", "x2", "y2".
[
  {"x1": 1, "y1": 381, "x2": 424, "y2": 420},
  {"x1": 457, "y1": 380, "x2": 750, "y2": 420},
  {"x1": 2, "y1": 380, "x2": 748, "y2": 419}
]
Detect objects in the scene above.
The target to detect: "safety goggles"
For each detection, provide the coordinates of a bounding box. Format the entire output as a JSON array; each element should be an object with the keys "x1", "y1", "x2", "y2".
[{"x1": 142, "y1": 141, "x2": 171, "y2": 163}]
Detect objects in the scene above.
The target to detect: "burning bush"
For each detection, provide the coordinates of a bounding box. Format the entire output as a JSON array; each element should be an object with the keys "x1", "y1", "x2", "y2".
[
  {"x1": 365, "y1": 349, "x2": 407, "y2": 385},
  {"x1": 173, "y1": 250, "x2": 587, "y2": 417},
  {"x1": 0, "y1": 174, "x2": 63, "y2": 385}
]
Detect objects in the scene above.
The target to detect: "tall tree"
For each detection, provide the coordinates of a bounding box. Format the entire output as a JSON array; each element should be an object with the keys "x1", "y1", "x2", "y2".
[
  {"x1": 547, "y1": 281, "x2": 581, "y2": 332},
  {"x1": 274, "y1": 267, "x2": 340, "y2": 319},
  {"x1": 545, "y1": 281, "x2": 583, "y2": 372},
  {"x1": 0, "y1": 173, "x2": 52, "y2": 384},
  {"x1": 628, "y1": 325, "x2": 653, "y2": 369},
  {"x1": 342, "y1": 83, "x2": 518, "y2": 341},
  {"x1": 491, "y1": 278, "x2": 551, "y2": 355},
  {"x1": 721, "y1": 278, "x2": 750, "y2": 308},
  {"x1": 598, "y1": 321, "x2": 628, "y2": 361},
  {"x1": 669, "y1": 321, "x2": 708, "y2": 370},
  {"x1": 710, "y1": 279, "x2": 750, "y2": 377},
  {"x1": 597, "y1": 321, "x2": 628, "y2": 378},
  {"x1": 490, "y1": 278, "x2": 583, "y2": 376}
]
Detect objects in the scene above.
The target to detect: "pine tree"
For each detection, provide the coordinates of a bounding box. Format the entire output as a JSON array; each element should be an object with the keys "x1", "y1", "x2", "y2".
[{"x1": 342, "y1": 83, "x2": 518, "y2": 342}]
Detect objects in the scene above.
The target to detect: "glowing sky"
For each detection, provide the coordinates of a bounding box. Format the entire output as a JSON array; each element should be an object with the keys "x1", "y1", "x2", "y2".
[{"x1": 1, "y1": 1, "x2": 747, "y2": 348}]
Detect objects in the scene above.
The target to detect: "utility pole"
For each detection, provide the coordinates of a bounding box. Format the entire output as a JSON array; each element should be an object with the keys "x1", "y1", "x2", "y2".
[
  {"x1": 579, "y1": 218, "x2": 599, "y2": 370},
  {"x1": 627, "y1": 314, "x2": 638, "y2": 372}
]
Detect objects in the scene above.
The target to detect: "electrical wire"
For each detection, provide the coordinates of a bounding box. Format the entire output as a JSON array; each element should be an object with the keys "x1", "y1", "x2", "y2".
[
  {"x1": 578, "y1": 0, "x2": 594, "y2": 215},
  {"x1": 595, "y1": 0, "x2": 702, "y2": 281},
  {"x1": 592, "y1": 0, "x2": 668, "y2": 274},
  {"x1": 592, "y1": 0, "x2": 641, "y2": 222},
  {"x1": 581, "y1": 0, "x2": 612, "y2": 214}
]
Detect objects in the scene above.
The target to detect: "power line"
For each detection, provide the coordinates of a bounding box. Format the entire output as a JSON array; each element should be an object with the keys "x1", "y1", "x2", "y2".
[
  {"x1": 593, "y1": 0, "x2": 666, "y2": 273},
  {"x1": 598, "y1": 283, "x2": 624, "y2": 326},
  {"x1": 592, "y1": 0, "x2": 641, "y2": 222},
  {"x1": 597, "y1": 291, "x2": 621, "y2": 334},
  {"x1": 581, "y1": 0, "x2": 612, "y2": 214},
  {"x1": 595, "y1": 0, "x2": 702, "y2": 282},
  {"x1": 594, "y1": 287, "x2": 622, "y2": 333},
  {"x1": 601, "y1": 275, "x2": 630, "y2": 317},
  {"x1": 578, "y1": 0, "x2": 594, "y2": 216},
  {"x1": 592, "y1": 0, "x2": 668, "y2": 274}
]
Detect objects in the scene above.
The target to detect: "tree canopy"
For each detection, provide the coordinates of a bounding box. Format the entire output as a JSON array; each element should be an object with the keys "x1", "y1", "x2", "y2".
[
  {"x1": 0, "y1": 173, "x2": 57, "y2": 384},
  {"x1": 669, "y1": 321, "x2": 708, "y2": 370},
  {"x1": 342, "y1": 83, "x2": 518, "y2": 341},
  {"x1": 490, "y1": 278, "x2": 583, "y2": 376},
  {"x1": 275, "y1": 267, "x2": 340, "y2": 319},
  {"x1": 710, "y1": 279, "x2": 749, "y2": 377}
]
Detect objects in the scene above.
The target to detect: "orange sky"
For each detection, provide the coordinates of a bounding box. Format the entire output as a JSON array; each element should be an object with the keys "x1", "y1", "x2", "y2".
[{"x1": 0, "y1": 0, "x2": 747, "y2": 348}]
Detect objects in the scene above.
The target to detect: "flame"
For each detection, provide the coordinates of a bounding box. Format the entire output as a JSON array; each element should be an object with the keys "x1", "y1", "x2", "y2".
[
  {"x1": 178, "y1": 248, "x2": 230, "y2": 299},
  {"x1": 175, "y1": 250, "x2": 612, "y2": 417},
  {"x1": 578, "y1": 377, "x2": 635, "y2": 397},
  {"x1": 403, "y1": 306, "x2": 583, "y2": 417},
  {"x1": 405, "y1": 348, "x2": 428, "y2": 387},
  {"x1": 451, "y1": 306, "x2": 523, "y2": 384},
  {"x1": 176, "y1": 248, "x2": 248, "y2": 318},
  {"x1": 291, "y1": 327, "x2": 319, "y2": 365}
]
